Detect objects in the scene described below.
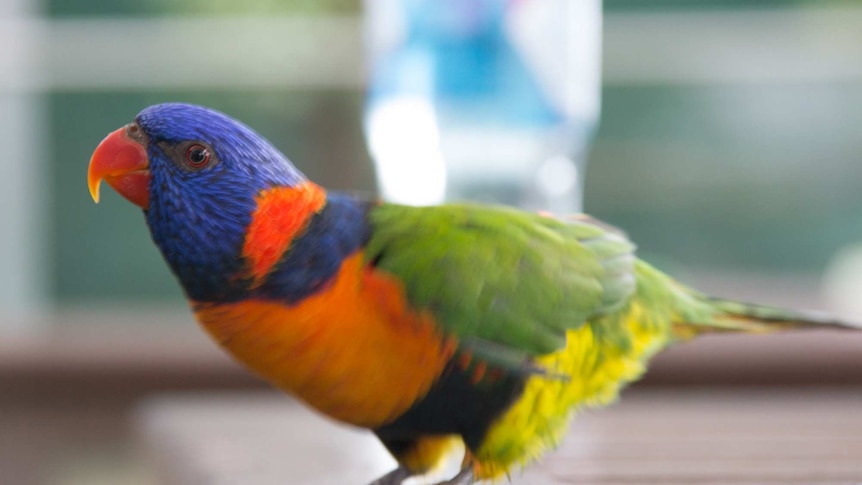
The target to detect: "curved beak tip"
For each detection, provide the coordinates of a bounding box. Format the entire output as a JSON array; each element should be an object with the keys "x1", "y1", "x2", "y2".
[{"x1": 88, "y1": 170, "x2": 102, "y2": 204}]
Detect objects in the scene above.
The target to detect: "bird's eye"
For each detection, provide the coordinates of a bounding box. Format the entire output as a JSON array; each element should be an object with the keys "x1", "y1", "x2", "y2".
[{"x1": 185, "y1": 144, "x2": 211, "y2": 169}]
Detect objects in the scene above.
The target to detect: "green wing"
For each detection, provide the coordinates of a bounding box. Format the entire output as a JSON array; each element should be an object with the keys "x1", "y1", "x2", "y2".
[{"x1": 364, "y1": 203, "x2": 637, "y2": 363}]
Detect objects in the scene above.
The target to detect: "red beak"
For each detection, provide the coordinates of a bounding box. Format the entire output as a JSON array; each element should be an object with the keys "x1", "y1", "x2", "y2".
[{"x1": 88, "y1": 125, "x2": 151, "y2": 209}]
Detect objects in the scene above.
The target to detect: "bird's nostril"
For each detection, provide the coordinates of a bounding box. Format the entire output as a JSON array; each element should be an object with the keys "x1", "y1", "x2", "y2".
[{"x1": 126, "y1": 123, "x2": 148, "y2": 144}]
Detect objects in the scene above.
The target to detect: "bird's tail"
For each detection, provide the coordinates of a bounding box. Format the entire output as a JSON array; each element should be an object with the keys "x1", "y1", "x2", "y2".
[
  {"x1": 632, "y1": 259, "x2": 859, "y2": 338},
  {"x1": 674, "y1": 294, "x2": 862, "y2": 339}
]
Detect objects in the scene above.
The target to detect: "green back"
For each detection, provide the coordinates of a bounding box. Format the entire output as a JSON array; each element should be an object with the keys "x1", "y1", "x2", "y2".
[{"x1": 365, "y1": 203, "x2": 638, "y2": 360}]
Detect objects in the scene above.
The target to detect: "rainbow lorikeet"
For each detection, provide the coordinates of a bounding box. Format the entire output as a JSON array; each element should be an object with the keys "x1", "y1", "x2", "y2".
[{"x1": 88, "y1": 103, "x2": 855, "y2": 485}]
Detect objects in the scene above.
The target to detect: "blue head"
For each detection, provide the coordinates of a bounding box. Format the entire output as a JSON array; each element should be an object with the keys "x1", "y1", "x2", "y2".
[{"x1": 89, "y1": 103, "x2": 307, "y2": 300}]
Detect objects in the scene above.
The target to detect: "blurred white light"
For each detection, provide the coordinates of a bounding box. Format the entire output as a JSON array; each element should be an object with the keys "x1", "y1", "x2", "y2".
[
  {"x1": 366, "y1": 97, "x2": 447, "y2": 206},
  {"x1": 822, "y1": 244, "x2": 862, "y2": 320},
  {"x1": 535, "y1": 155, "x2": 578, "y2": 198}
]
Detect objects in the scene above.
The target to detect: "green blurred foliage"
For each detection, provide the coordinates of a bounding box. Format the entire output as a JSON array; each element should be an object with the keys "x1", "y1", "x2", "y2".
[
  {"x1": 584, "y1": 84, "x2": 862, "y2": 273},
  {"x1": 604, "y1": 0, "x2": 857, "y2": 11},
  {"x1": 48, "y1": 0, "x2": 359, "y2": 17}
]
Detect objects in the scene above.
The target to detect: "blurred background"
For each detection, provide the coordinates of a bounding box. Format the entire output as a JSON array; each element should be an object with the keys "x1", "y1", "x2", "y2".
[{"x1": 2, "y1": 0, "x2": 862, "y2": 484}]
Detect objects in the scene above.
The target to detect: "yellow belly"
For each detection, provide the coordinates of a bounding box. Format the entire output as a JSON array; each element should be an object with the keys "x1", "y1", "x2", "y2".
[{"x1": 474, "y1": 303, "x2": 672, "y2": 479}]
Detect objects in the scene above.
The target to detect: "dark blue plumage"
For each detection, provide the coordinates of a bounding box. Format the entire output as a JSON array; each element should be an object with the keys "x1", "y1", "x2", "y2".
[{"x1": 255, "y1": 194, "x2": 373, "y2": 304}]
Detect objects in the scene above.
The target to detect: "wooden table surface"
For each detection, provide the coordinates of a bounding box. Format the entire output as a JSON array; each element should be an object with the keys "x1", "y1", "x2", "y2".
[{"x1": 136, "y1": 389, "x2": 862, "y2": 485}]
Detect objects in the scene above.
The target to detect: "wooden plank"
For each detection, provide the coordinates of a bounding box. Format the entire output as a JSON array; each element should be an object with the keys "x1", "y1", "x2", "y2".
[
  {"x1": 3, "y1": 320, "x2": 861, "y2": 388},
  {"x1": 135, "y1": 390, "x2": 862, "y2": 484}
]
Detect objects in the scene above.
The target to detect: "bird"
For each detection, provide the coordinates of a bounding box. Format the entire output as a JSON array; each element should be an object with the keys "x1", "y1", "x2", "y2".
[{"x1": 87, "y1": 103, "x2": 857, "y2": 485}]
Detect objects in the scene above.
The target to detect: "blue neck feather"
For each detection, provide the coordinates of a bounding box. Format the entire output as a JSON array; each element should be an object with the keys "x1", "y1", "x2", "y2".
[{"x1": 253, "y1": 194, "x2": 373, "y2": 304}]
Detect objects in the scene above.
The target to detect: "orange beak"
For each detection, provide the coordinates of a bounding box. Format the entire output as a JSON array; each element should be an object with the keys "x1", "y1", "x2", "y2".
[{"x1": 88, "y1": 125, "x2": 151, "y2": 209}]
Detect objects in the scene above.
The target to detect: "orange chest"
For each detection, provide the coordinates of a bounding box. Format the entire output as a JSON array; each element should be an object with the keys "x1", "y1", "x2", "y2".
[{"x1": 193, "y1": 252, "x2": 455, "y2": 427}]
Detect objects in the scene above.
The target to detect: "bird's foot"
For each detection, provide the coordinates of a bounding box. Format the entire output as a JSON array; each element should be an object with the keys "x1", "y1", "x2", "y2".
[
  {"x1": 367, "y1": 466, "x2": 411, "y2": 485},
  {"x1": 432, "y1": 466, "x2": 474, "y2": 485}
]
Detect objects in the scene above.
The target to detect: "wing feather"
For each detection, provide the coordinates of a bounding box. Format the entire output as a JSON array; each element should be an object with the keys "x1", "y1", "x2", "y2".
[{"x1": 364, "y1": 203, "x2": 637, "y2": 358}]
